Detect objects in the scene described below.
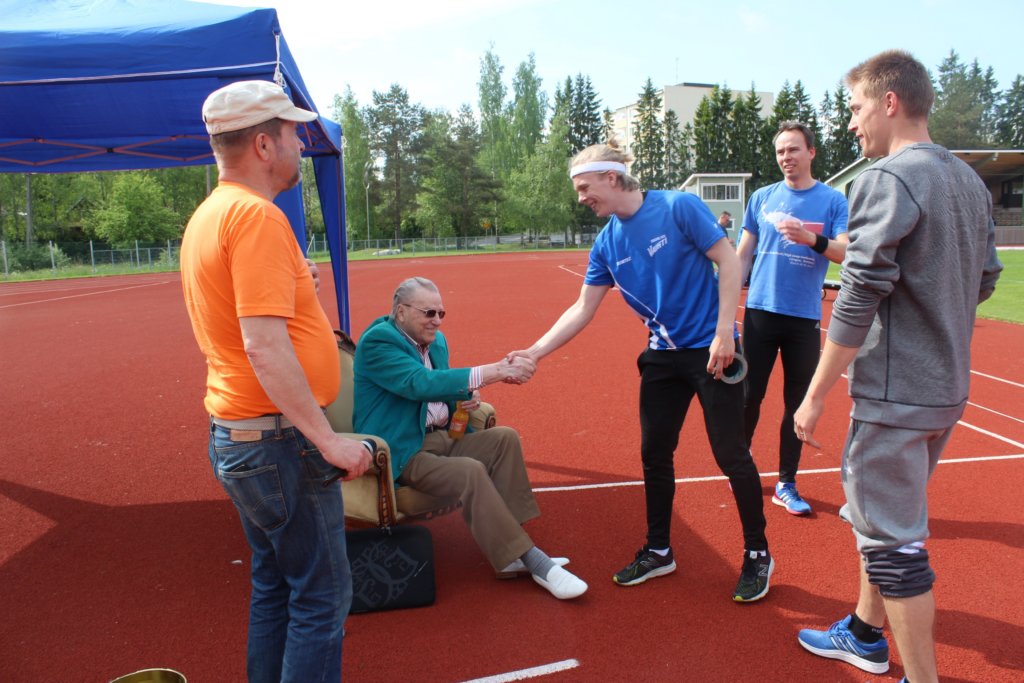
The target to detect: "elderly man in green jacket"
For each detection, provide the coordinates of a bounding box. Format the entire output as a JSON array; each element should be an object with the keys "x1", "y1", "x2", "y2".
[{"x1": 353, "y1": 276, "x2": 587, "y2": 600}]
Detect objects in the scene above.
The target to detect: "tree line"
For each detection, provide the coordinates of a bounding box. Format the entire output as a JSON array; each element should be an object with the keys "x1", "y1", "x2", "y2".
[
  {"x1": 339, "y1": 47, "x2": 1023, "y2": 246},
  {"x1": 2, "y1": 48, "x2": 1021, "y2": 256}
]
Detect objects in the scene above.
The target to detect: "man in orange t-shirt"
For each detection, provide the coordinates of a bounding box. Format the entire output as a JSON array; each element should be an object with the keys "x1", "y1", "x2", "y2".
[{"x1": 181, "y1": 80, "x2": 370, "y2": 683}]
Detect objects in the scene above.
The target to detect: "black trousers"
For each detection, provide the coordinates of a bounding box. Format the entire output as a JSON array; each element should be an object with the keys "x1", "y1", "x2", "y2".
[
  {"x1": 638, "y1": 346, "x2": 767, "y2": 552},
  {"x1": 742, "y1": 308, "x2": 822, "y2": 482}
]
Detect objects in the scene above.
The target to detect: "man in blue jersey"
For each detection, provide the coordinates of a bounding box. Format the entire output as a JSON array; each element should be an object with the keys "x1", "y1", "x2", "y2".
[
  {"x1": 717, "y1": 211, "x2": 732, "y2": 238},
  {"x1": 737, "y1": 121, "x2": 849, "y2": 516},
  {"x1": 510, "y1": 141, "x2": 771, "y2": 603}
]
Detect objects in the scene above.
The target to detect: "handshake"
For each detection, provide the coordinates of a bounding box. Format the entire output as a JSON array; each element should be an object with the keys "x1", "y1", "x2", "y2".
[{"x1": 489, "y1": 350, "x2": 537, "y2": 386}]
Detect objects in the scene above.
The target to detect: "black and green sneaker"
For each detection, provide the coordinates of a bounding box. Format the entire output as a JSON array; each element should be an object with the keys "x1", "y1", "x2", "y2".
[
  {"x1": 613, "y1": 546, "x2": 677, "y2": 586},
  {"x1": 733, "y1": 550, "x2": 774, "y2": 602}
]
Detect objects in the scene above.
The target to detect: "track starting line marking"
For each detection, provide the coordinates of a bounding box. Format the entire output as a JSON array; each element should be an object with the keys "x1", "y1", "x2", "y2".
[{"x1": 460, "y1": 658, "x2": 580, "y2": 682}]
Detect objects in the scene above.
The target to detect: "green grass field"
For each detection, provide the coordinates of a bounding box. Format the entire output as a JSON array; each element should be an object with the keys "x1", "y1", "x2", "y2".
[
  {"x1": 978, "y1": 249, "x2": 1023, "y2": 324},
  {"x1": 826, "y1": 249, "x2": 1021, "y2": 325}
]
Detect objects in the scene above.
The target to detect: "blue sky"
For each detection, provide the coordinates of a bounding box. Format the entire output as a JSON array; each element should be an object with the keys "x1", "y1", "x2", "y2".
[{"x1": 211, "y1": 0, "x2": 1024, "y2": 118}]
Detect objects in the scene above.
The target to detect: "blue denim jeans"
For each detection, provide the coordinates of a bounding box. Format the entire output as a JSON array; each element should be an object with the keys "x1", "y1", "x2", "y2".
[{"x1": 209, "y1": 421, "x2": 351, "y2": 683}]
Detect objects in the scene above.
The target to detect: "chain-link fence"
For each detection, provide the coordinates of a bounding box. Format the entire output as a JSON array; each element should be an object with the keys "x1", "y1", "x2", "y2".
[
  {"x1": 2, "y1": 232, "x2": 593, "y2": 279},
  {"x1": 343, "y1": 232, "x2": 593, "y2": 257},
  {"x1": 1, "y1": 239, "x2": 181, "y2": 278}
]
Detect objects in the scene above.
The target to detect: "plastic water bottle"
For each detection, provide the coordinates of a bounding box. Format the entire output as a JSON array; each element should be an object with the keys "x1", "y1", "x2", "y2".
[{"x1": 448, "y1": 404, "x2": 469, "y2": 440}]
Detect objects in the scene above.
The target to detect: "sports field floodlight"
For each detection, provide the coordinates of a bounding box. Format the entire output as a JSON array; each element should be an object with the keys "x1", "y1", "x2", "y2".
[{"x1": 363, "y1": 160, "x2": 373, "y2": 247}]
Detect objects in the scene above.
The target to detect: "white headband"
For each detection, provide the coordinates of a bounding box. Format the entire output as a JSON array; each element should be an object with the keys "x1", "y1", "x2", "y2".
[{"x1": 569, "y1": 161, "x2": 627, "y2": 178}]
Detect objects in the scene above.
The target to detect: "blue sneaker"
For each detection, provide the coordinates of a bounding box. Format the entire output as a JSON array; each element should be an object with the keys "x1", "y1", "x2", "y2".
[
  {"x1": 797, "y1": 615, "x2": 890, "y2": 674},
  {"x1": 773, "y1": 482, "x2": 811, "y2": 515}
]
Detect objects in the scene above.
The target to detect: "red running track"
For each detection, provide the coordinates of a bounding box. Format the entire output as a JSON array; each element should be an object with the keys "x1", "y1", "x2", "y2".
[{"x1": 1, "y1": 252, "x2": 1021, "y2": 682}]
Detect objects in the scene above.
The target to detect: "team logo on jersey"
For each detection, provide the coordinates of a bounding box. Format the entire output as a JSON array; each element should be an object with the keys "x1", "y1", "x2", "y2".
[{"x1": 647, "y1": 234, "x2": 668, "y2": 257}]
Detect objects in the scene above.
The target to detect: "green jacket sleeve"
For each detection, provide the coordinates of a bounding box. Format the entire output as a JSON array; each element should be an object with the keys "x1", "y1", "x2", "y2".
[{"x1": 358, "y1": 323, "x2": 472, "y2": 403}]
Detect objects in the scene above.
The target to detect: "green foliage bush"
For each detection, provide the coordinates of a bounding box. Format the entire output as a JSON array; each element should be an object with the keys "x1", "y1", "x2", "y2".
[
  {"x1": 91, "y1": 172, "x2": 181, "y2": 246},
  {"x1": 5, "y1": 242, "x2": 70, "y2": 271}
]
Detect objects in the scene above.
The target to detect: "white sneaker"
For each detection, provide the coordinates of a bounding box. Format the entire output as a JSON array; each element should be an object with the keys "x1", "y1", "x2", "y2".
[
  {"x1": 532, "y1": 565, "x2": 588, "y2": 599},
  {"x1": 496, "y1": 556, "x2": 569, "y2": 579}
]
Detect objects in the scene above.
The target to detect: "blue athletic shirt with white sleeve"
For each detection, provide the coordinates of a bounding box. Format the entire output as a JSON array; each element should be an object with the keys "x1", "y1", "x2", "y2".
[
  {"x1": 742, "y1": 181, "x2": 848, "y2": 320},
  {"x1": 584, "y1": 190, "x2": 733, "y2": 350}
]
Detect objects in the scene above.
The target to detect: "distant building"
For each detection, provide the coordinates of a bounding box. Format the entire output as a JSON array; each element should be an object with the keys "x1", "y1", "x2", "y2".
[
  {"x1": 680, "y1": 172, "x2": 752, "y2": 243},
  {"x1": 611, "y1": 82, "x2": 775, "y2": 158},
  {"x1": 827, "y1": 150, "x2": 1024, "y2": 246}
]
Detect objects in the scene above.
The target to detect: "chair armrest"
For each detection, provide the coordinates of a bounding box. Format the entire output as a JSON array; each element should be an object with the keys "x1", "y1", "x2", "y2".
[
  {"x1": 337, "y1": 433, "x2": 401, "y2": 527},
  {"x1": 338, "y1": 404, "x2": 495, "y2": 526},
  {"x1": 468, "y1": 402, "x2": 496, "y2": 431}
]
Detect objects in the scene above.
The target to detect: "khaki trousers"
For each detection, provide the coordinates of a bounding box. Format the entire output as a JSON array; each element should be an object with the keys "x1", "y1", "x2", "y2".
[{"x1": 398, "y1": 426, "x2": 540, "y2": 570}]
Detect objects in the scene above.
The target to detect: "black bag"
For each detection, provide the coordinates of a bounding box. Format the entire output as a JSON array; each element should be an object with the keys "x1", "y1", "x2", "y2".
[{"x1": 346, "y1": 524, "x2": 436, "y2": 614}]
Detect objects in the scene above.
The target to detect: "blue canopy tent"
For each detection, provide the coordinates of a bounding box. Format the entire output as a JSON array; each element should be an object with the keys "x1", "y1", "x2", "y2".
[{"x1": 0, "y1": 0, "x2": 352, "y2": 330}]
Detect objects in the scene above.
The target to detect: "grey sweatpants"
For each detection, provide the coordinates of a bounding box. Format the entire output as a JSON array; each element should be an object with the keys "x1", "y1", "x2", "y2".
[{"x1": 841, "y1": 419, "x2": 954, "y2": 553}]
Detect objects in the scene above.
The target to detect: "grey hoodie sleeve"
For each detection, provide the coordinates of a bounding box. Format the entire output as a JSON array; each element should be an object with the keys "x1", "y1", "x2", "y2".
[
  {"x1": 828, "y1": 168, "x2": 919, "y2": 349},
  {"x1": 978, "y1": 217, "x2": 1003, "y2": 304}
]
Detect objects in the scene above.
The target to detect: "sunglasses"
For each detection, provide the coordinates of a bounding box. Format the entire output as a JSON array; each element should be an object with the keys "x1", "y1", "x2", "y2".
[{"x1": 406, "y1": 304, "x2": 446, "y2": 319}]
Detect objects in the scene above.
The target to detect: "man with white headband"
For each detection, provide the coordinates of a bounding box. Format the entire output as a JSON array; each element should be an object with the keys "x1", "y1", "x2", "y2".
[{"x1": 510, "y1": 142, "x2": 772, "y2": 603}]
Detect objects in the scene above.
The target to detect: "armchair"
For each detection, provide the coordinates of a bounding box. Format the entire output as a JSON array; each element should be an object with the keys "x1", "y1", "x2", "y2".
[{"x1": 325, "y1": 331, "x2": 496, "y2": 527}]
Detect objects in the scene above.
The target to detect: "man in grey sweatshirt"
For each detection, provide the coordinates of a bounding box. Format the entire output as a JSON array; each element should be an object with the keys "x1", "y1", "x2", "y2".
[{"x1": 791, "y1": 50, "x2": 1002, "y2": 683}]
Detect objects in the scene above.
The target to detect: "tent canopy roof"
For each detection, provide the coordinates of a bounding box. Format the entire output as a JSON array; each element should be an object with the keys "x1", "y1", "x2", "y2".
[
  {"x1": 0, "y1": 0, "x2": 351, "y2": 329},
  {"x1": 0, "y1": 0, "x2": 340, "y2": 172}
]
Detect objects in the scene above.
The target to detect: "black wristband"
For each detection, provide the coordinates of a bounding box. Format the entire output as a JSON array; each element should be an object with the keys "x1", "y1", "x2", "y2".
[{"x1": 812, "y1": 233, "x2": 828, "y2": 254}]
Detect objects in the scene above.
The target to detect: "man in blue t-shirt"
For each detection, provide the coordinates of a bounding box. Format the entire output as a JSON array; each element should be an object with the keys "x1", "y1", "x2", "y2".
[
  {"x1": 717, "y1": 211, "x2": 733, "y2": 241},
  {"x1": 510, "y1": 143, "x2": 772, "y2": 604},
  {"x1": 737, "y1": 121, "x2": 849, "y2": 516}
]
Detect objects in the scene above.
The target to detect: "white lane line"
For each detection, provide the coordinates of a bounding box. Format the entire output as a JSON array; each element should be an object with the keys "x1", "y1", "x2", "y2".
[
  {"x1": 966, "y1": 400, "x2": 1024, "y2": 425},
  {"x1": 557, "y1": 264, "x2": 617, "y2": 290},
  {"x1": 0, "y1": 278, "x2": 167, "y2": 297},
  {"x1": 533, "y1": 453, "x2": 1024, "y2": 493},
  {"x1": 0, "y1": 285, "x2": 96, "y2": 298},
  {"x1": 616, "y1": 283, "x2": 1023, "y2": 424},
  {"x1": 840, "y1": 374, "x2": 1024, "y2": 432},
  {"x1": 939, "y1": 453, "x2": 1024, "y2": 464},
  {"x1": 957, "y1": 420, "x2": 1024, "y2": 450},
  {"x1": 970, "y1": 370, "x2": 1024, "y2": 389},
  {"x1": 461, "y1": 659, "x2": 580, "y2": 682},
  {"x1": 0, "y1": 280, "x2": 172, "y2": 308}
]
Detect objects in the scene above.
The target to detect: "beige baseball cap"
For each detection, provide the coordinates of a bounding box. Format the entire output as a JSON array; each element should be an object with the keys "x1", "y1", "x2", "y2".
[{"x1": 202, "y1": 80, "x2": 318, "y2": 135}]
